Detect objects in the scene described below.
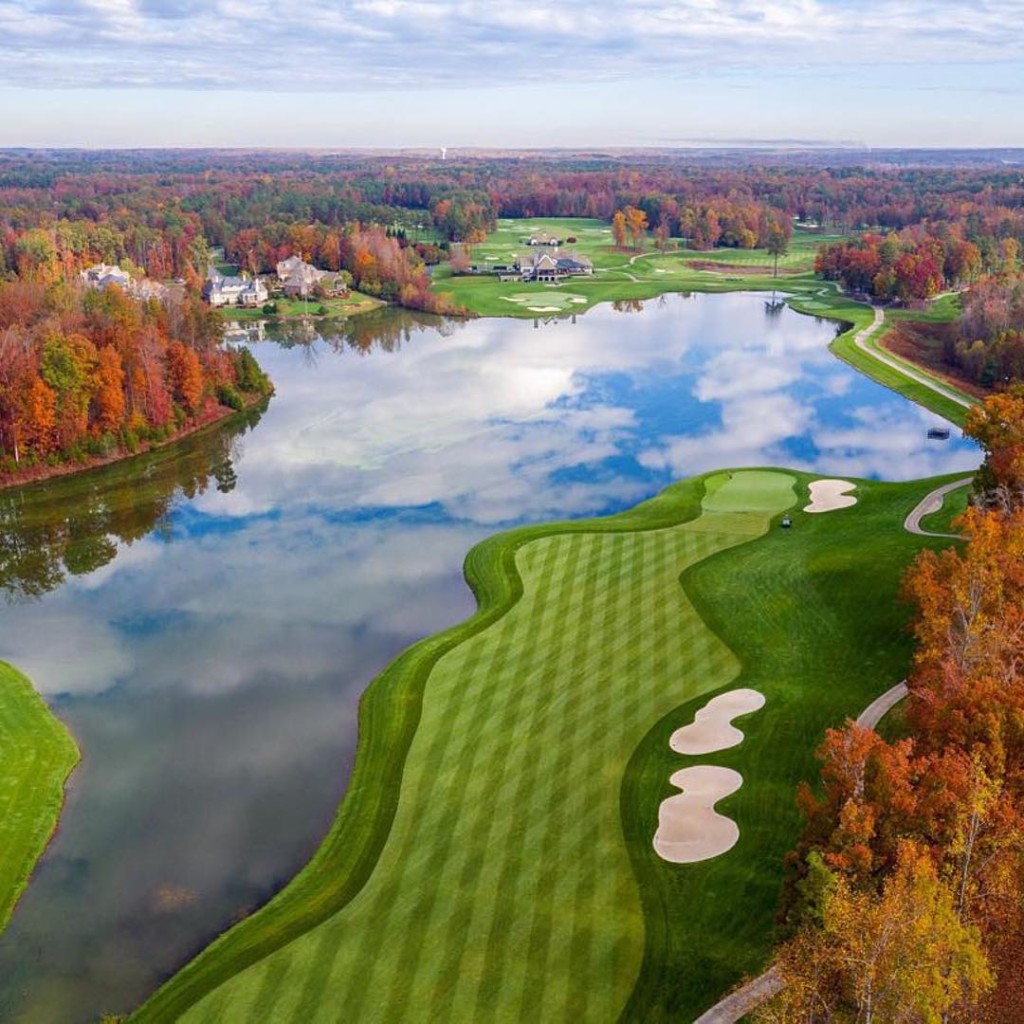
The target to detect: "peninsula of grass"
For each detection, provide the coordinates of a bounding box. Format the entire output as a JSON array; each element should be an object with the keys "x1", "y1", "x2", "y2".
[
  {"x1": 0, "y1": 661, "x2": 79, "y2": 936},
  {"x1": 131, "y1": 469, "x2": 964, "y2": 1023}
]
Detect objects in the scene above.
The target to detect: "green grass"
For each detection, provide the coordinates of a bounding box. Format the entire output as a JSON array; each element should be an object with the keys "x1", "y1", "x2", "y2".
[
  {"x1": 0, "y1": 661, "x2": 79, "y2": 936},
  {"x1": 433, "y1": 218, "x2": 839, "y2": 319},
  {"x1": 218, "y1": 291, "x2": 383, "y2": 321},
  {"x1": 620, "y1": 473, "x2": 961, "y2": 1020},
  {"x1": 131, "y1": 469, "x2": 963, "y2": 1023}
]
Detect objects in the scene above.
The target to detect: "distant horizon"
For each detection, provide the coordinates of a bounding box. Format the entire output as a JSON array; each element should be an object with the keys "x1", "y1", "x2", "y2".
[{"x1": 3, "y1": 143, "x2": 1024, "y2": 155}]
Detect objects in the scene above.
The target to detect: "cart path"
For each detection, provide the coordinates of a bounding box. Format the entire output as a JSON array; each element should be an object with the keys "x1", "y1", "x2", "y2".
[
  {"x1": 853, "y1": 307, "x2": 973, "y2": 410},
  {"x1": 903, "y1": 477, "x2": 972, "y2": 539}
]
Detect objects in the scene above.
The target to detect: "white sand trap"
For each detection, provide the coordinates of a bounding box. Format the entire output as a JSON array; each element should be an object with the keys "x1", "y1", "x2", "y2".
[
  {"x1": 655, "y1": 268, "x2": 668, "y2": 273},
  {"x1": 568, "y1": 297, "x2": 587, "y2": 304},
  {"x1": 805, "y1": 478, "x2": 857, "y2": 513},
  {"x1": 528, "y1": 306, "x2": 561, "y2": 312},
  {"x1": 654, "y1": 766, "x2": 743, "y2": 863},
  {"x1": 670, "y1": 688, "x2": 766, "y2": 755}
]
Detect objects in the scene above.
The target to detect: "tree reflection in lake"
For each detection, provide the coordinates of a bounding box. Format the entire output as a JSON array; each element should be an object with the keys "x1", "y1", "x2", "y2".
[{"x1": 0, "y1": 405, "x2": 263, "y2": 602}]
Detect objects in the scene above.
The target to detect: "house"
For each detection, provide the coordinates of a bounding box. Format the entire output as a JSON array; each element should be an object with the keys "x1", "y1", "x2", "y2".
[
  {"x1": 80, "y1": 263, "x2": 169, "y2": 302},
  {"x1": 515, "y1": 250, "x2": 593, "y2": 283},
  {"x1": 281, "y1": 263, "x2": 326, "y2": 298},
  {"x1": 275, "y1": 254, "x2": 308, "y2": 281},
  {"x1": 275, "y1": 256, "x2": 331, "y2": 298},
  {"x1": 80, "y1": 263, "x2": 132, "y2": 290},
  {"x1": 203, "y1": 268, "x2": 269, "y2": 308}
]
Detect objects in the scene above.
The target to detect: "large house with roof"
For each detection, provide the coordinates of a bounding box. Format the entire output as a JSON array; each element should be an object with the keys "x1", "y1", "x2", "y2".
[
  {"x1": 203, "y1": 268, "x2": 268, "y2": 308},
  {"x1": 516, "y1": 250, "x2": 593, "y2": 283},
  {"x1": 80, "y1": 263, "x2": 169, "y2": 302}
]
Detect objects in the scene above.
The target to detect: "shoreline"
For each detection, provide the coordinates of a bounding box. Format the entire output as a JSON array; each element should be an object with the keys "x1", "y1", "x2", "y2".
[{"x1": 0, "y1": 392, "x2": 270, "y2": 496}]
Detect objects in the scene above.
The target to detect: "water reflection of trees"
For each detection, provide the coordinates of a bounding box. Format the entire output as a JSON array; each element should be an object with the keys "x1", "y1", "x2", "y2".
[
  {"x1": 0, "y1": 406, "x2": 264, "y2": 603},
  {"x1": 263, "y1": 308, "x2": 464, "y2": 357}
]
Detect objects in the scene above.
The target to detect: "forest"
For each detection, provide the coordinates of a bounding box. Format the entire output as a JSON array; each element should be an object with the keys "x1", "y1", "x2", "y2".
[{"x1": 0, "y1": 280, "x2": 270, "y2": 482}]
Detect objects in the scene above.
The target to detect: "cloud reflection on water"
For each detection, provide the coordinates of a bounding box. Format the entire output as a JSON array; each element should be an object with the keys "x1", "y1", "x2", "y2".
[{"x1": 0, "y1": 293, "x2": 980, "y2": 1023}]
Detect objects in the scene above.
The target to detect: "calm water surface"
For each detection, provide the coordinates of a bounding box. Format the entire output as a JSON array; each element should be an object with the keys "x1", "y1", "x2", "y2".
[{"x1": 0, "y1": 295, "x2": 978, "y2": 1021}]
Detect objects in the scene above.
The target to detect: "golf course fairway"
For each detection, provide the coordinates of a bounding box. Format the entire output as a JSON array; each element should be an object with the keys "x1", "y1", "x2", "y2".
[
  {"x1": 0, "y1": 661, "x2": 79, "y2": 936},
  {"x1": 134, "y1": 469, "x2": 960, "y2": 1023}
]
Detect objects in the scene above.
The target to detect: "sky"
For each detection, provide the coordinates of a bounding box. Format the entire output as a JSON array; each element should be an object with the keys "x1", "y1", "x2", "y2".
[{"x1": 0, "y1": 0, "x2": 1022, "y2": 148}]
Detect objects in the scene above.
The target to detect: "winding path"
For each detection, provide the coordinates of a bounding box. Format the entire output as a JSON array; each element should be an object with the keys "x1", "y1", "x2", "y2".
[
  {"x1": 904, "y1": 476, "x2": 972, "y2": 540},
  {"x1": 852, "y1": 307, "x2": 973, "y2": 411},
  {"x1": 693, "y1": 476, "x2": 967, "y2": 1023}
]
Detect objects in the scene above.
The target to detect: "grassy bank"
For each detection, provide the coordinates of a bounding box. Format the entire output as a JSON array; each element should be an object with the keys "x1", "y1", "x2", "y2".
[
  {"x1": 0, "y1": 662, "x2": 79, "y2": 936},
  {"x1": 131, "y1": 469, "x2": 961, "y2": 1023},
  {"x1": 219, "y1": 291, "x2": 383, "y2": 321}
]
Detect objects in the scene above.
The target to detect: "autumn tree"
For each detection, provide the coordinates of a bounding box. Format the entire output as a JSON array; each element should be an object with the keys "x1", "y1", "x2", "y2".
[
  {"x1": 623, "y1": 205, "x2": 648, "y2": 250},
  {"x1": 611, "y1": 210, "x2": 627, "y2": 249},
  {"x1": 165, "y1": 341, "x2": 204, "y2": 415},
  {"x1": 763, "y1": 843, "x2": 993, "y2": 1024},
  {"x1": 962, "y1": 386, "x2": 1024, "y2": 504}
]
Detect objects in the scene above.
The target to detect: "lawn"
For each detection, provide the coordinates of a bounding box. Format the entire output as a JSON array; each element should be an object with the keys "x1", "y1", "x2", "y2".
[
  {"x1": 433, "y1": 218, "x2": 835, "y2": 320},
  {"x1": 0, "y1": 661, "x2": 79, "y2": 936},
  {"x1": 218, "y1": 291, "x2": 383, "y2": 321},
  {"x1": 131, "y1": 469, "x2": 962, "y2": 1023}
]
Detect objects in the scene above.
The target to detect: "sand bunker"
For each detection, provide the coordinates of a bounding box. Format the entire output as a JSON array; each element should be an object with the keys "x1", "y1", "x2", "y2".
[
  {"x1": 568, "y1": 297, "x2": 587, "y2": 304},
  {"x1": 654, "y1": 766, "x2": 743, "y2": 863},
  {"x1": 670, "y1": 689, "x2": 766, "y2": 755},
  {"x1": 804, "y1": 479, "x2": 857, "y2": 513},
  {"x1": 528, "y1": 306, "x2": 561, "y2": 312}
]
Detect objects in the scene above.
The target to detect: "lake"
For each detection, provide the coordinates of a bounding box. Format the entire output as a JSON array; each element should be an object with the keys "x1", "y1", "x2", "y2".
[{"x1": 0, "y1": 294, "x2": 978, "y2": 1022}]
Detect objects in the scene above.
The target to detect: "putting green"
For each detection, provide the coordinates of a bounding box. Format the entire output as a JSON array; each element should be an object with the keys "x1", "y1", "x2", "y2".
[
  {"x1": 0, "y1": 661, "x2": 79, "y2": 935},
  {"x1": 159, "y1": 472, "x2": 795, "y2": 1023}
]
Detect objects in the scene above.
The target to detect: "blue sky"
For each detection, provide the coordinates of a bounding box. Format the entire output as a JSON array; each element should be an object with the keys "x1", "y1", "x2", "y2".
[{"x1": 0, "y1": 0, "x2": 1021, "y2": 148}]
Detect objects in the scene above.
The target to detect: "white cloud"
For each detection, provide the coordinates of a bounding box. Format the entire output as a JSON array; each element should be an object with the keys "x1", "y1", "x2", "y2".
[{"x1": 0, "y1": 0, "x2": 1021, "y2": 91}]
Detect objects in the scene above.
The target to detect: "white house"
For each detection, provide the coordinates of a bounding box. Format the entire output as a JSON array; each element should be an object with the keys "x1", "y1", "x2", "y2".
[{"x1": 203, "y1": 268, "x2": 269, "y2": 308}]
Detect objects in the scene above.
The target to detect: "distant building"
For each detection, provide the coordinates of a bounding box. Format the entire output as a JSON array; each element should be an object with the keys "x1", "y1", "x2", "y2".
[
  {"x1": 275, "y1": 255, "x2": 331, "y2": 298},
  {"x1": 80, "y1": 263, "x2": 132, "y2": 290},
  {"x1": 516, "y1": 251, "x2": 593, "y2": 282},
  {"x1": 203, "y1": 268, "x2": 268, "y2": 307},
  {"x1": 275, "y1": 255, "x2": 308, "y2": 281},
  {"x1": 522, "y1": 232, "x2": 562, "y2": 247},
  {"x1": 80, "y1": 263, "x2": 169, "y2": 302}
]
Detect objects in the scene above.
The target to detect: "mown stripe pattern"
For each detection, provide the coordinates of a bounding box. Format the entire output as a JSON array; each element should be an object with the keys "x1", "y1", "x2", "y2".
[{"x1": 181, "y1": 473, "x2": 795, "y2": 1023}]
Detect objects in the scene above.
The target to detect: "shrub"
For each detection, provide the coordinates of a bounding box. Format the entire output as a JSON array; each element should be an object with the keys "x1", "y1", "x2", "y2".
[{"x1": 216, "y1": 383, "x2": 244, "y2": 411}]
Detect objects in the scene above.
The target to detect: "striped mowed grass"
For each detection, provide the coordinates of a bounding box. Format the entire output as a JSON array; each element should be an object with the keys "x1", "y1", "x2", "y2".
[
  {"x1": 0, "y1": 661, "x2": 79, "y2": 935},
  {"x1": 177, "y1": 471, "x2": 795, "y2": 1023}
]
